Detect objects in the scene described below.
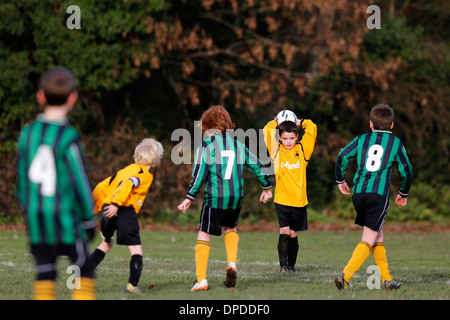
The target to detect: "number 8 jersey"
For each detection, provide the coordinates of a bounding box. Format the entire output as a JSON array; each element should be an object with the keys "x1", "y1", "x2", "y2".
[
  {"x1": 16, "y1": 115, "x2": 94, "y2": 245},
  {"x1": 336, "y1": 130, "x2": 412, "y2": 198}
]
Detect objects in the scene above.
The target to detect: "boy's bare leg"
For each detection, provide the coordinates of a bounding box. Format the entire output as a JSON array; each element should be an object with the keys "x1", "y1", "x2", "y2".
[
  {"x1": 197, "y1": 230, "x2": 211, "y2": 242},
  {"x1": 361, "y1": 226, "x2": 381, "y2": 246},
  {"x1": 128, "y1": 244, "x2": 143, "y2": 256},
  {"x1": 97, "y1": 239, "x2": 113, "y2": 253}
]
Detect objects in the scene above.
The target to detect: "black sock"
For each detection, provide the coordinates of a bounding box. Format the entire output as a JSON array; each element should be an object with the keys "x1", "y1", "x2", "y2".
[
  {"x1": 129, "y1": 254, "x2": 143, "y2": 286},
  {"x1": 278, "y1": 234, "x2": 290, "y2": 267},
  {"x1": 90, "y1": 249, "x2": 106, "y2": 269},
  {"x1": 288, "y1": 236, "x2": 299, "y2": 267}
]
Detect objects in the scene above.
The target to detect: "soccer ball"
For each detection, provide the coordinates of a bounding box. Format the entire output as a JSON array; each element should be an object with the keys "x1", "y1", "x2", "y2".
[{"x1": 275, "y1": 110, "x2": 297, "y2": 124}]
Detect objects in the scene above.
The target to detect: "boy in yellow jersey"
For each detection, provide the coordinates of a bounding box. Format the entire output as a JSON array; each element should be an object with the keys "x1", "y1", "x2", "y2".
[
  {"x1": 263, "y1": 112, "x2": 317, "y2": 273},
  {"x1": 89, "y1": 138, "x2": 163, "y2": 293}
]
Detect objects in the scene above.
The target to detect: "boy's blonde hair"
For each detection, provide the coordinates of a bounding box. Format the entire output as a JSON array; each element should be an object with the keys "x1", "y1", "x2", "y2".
[{"x1": 133, "y1": 138, "x2": 164, "y2": 166}]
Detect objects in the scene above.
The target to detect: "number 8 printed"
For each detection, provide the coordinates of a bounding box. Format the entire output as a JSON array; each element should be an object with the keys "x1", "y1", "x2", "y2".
[{"x1": 365, "y1": 144, "x2": 384, "y2": 172}]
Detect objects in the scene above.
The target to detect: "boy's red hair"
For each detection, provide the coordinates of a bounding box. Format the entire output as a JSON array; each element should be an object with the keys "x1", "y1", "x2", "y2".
[{"x1": 200, "y1": 105, "x2": 235, "y2": 133}]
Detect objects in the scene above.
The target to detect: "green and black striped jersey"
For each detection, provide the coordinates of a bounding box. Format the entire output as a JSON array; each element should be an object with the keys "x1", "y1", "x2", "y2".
[
  {"x1": 16, "y1": 115, "x2": 94, "y2": 245},
  {"x1": 186, "y1": 133, "x2": 272, "y2": 209},
  {"x1": 336, "y1": 130, "x2": 412, "y2": 197}
]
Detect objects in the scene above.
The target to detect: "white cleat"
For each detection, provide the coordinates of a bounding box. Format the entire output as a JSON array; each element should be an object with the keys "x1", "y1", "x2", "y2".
[
  {"x1": 125, "y1": 282, "x2": 142, "y2": 294},
  {"x1": 191, "y1": 279, "x2": 209, "y2": 292}
]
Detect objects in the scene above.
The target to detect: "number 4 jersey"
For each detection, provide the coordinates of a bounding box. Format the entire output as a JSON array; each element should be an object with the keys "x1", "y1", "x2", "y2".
[
  {"x1": 336, "y1": 130, "x2": 412, "y2": 198},
  {"x1": 16, "y1": 115, "x2": 94, "y2": 245}
]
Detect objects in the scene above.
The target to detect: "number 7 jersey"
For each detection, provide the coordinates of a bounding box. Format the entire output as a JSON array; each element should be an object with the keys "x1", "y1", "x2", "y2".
[
  {"x1": 335, "y1": 130, "x2": 412, "y2": 197},
  {"x1": 185, "y1": 133, "x2": 272, "y2": 210}
]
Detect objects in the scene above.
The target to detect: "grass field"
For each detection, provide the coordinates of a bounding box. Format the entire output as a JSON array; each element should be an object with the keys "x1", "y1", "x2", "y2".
[{"x1": 0, "y1": 229, "x2": 448, "y2": 301}]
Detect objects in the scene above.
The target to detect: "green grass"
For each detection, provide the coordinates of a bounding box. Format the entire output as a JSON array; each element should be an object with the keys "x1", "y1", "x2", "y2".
[{"x1": 0, "y1": 229, "x2": 448, "y2": 300}]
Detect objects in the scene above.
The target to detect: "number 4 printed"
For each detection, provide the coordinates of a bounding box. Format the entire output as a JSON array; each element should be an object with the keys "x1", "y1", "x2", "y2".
[{"x1": 28, "y1": 145, "x2": 57, "y2": 196}]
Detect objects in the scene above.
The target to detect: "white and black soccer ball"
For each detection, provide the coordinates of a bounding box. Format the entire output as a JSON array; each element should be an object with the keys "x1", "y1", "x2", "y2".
[{"x1": 275, "y1": 110, "x2": 297, "y2": 124}]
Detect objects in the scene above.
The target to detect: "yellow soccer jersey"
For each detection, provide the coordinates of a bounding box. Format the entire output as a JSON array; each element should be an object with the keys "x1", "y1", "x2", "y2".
[
  {"x1": 92, "y1": 163, "x2": 153, "y2": 214},
  {"x1": 263, "y1": 119, "x2": 317, "y2": 207}
]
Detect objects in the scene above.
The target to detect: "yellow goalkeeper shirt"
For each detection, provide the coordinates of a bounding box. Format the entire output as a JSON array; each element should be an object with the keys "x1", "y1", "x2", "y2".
[
  {"x1": 263, "y1": 119, "x2": 317, "y2": 207},
  {"x1": 92, "y1": 163, "x2": 153, "y2": 214}
]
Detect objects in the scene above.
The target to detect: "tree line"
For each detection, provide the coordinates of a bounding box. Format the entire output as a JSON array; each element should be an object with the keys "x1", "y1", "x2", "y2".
[{"x1": 1, "y1": 0, "x2": 448, "y2": 222}]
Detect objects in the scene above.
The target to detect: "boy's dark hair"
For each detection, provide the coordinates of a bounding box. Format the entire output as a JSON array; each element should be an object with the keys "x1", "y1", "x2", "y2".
[
  {"x1": 278, "y1": 120, "x2": 298, "y2": 136},
  {"x1": 370, "y1": 104, "x2": 394, "y2": 130},
  {"x1": 39, "y1": 67, "x2": 77, "y2": 106}
]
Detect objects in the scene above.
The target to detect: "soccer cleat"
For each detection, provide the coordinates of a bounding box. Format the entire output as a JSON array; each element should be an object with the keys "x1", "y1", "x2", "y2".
[
  {"x1": 287, "y1": 266, "x2": 297, "y2": 273},
  {"x1": 334, "y1": 273, "x2": 350, "y2": 290},
  {"x1": 384, "y1": 279, "x2": 401, "y2": 292},
  {"x1": 278, "y1": 266, "x2": 290, "y2": 274},
  {"x1": 224, "y1": 262, "x2": 237, "y2": 288},
  {"x1": 191, "y1": 279, "x2": 209, "y2": 292},
  {"x1": 124, "y1": 283, "x2": 142, "y2": 294}
]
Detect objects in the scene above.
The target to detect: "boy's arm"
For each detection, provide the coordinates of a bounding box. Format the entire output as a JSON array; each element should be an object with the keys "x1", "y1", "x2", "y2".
[
  {"x1": 244, "y1": 145, "x2": 272, "y2": 191},
  {"x1": 16, "y1": 126, "x2": 29, "y2": 209},
  {"x1": 185, "y1": 144, "x2": 210, "y2": 201},
  {"x1": 298, "y1": 119, "x2": 317, "y2": 161},
  {"x1": 65, "y1": 139, "x2": 95, "y2": 222},
  {"x1": 335, "y1": 136, "x2": 359, "y2": 184},
  {"x1": 395, "y1": 144, "x2": 412, "y2": 198},
  {"x1": 263, "y1": 120, "x2": 279, "y2": 159}
]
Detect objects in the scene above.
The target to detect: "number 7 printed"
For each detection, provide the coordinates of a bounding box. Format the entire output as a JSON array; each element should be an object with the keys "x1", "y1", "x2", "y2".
[{"x1": 221, "y1": 150, "x2": 235, "y2": 180}]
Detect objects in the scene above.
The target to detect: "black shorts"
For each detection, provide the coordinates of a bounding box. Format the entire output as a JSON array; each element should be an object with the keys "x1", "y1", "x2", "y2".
[
  {"x1": 275, "y1": 203, "x2": 308, "y2": 231},
  {"x1": 199, "y1": 203, "x2": 241, "y2": 236},
  {"x1": 352, "y1": 193, "x2": 389, "y2": 232},
  {"x1": 31, "y1": 241, "x2": 94, "y2": 280},
  {"x1": 100, "y1": 205, "x2": 141, "y2": 246}
]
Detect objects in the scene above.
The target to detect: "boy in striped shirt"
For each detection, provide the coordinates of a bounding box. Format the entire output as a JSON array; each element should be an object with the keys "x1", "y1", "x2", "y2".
[
  {"x1": 334, "y1": 104, "x2": 412, "y2": 291},
  {"x1": 178, "y1": 105, "x2": 272, "y2": 291},
  {"x1": 16, "y1": 67, "x2": 96, "y2": 300}
]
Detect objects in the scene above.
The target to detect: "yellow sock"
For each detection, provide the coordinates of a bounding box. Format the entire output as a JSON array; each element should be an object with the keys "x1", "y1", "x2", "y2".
[
  {"x1": 372, "y1": 242, "x2": 392, "y2": 283},
  {"x1": 33, "y1": 280, "x2": 56, "y2": 300},
  {"x1": 72, "y1": 277, "x2": 96, "y2": 300},
  {"x1": 195, "y1": 240, "x2": 210, "y2": 283},
  {"x1": 343, "y1": 241, "x2": 371, "y2": 282},
  {"x1": 224, "y1": 230, "x2": 239, "y2": 265}
]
